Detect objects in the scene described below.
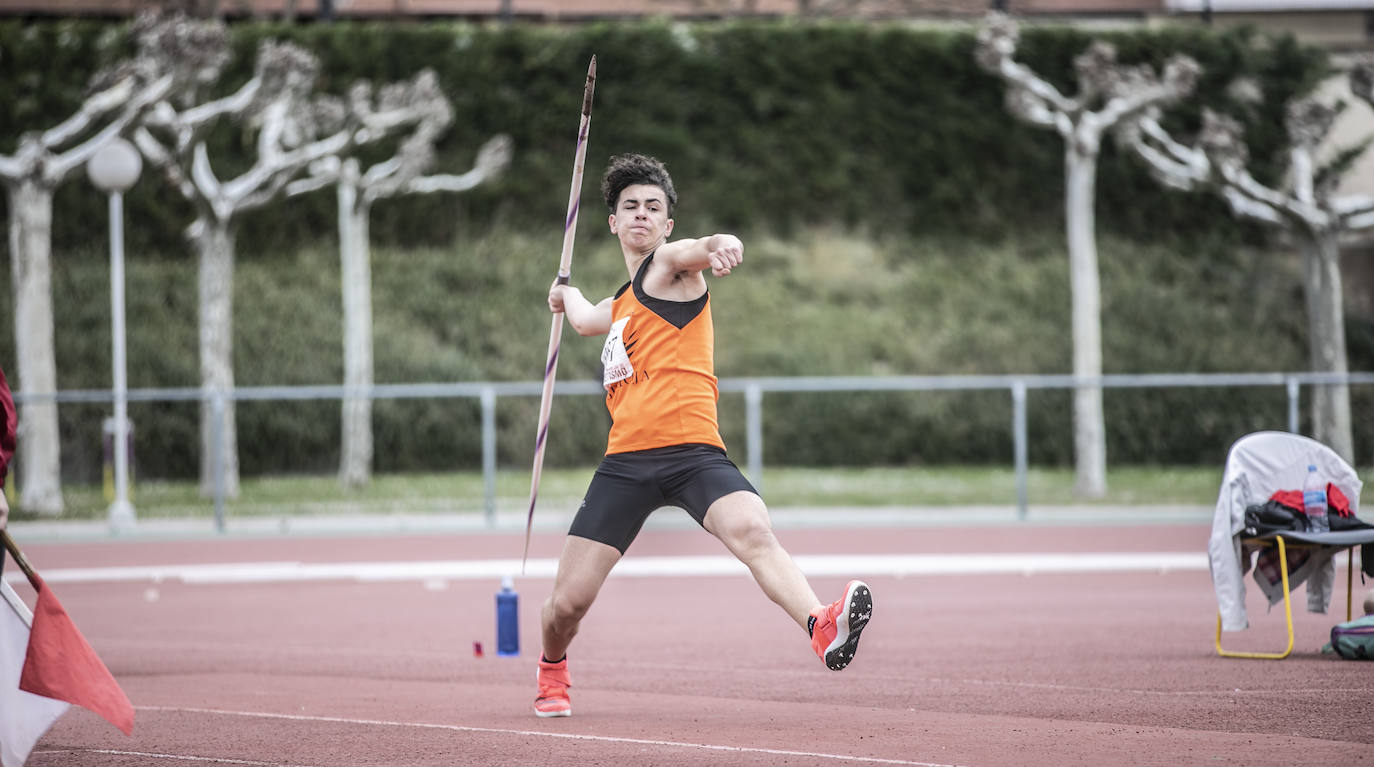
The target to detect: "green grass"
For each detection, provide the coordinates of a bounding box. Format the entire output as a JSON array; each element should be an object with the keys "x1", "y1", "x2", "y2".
[
  {"x1": 6, "y1": 464, "x2": 1268, "y2": 523},
  {"x1": 757, "y1": 465, "x2": 1232, "y2": 507}
]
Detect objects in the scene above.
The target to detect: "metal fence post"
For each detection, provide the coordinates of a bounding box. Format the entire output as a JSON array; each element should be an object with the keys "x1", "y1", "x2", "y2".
[
  {"x1": 1286, "y1": 377, "x2": 1300, "y2": 434},
  {"x1": 1012, "y1": 380, "x2": 1028, "y2": 521},
  {"x1": 211, "y1": 390, "x2": 226, "y2": 533},
  {"x1": 745, "y1": 383, "x2": 763, "y2": 492},
  {"x1": 481, "y1": 386, "x2": 497, "y2": 526}
]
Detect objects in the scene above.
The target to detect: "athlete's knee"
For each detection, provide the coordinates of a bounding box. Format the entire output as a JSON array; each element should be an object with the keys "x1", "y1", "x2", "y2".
[
  {"x1": 545, "y1": 589, "x2": 594, "y2": 626},
  {"x1": 718, "y1": 511, "x2": 777, "y2": 558}
]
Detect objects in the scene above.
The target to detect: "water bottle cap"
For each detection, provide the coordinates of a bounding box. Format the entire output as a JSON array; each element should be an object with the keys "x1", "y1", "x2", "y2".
[
  {"x1": 502, "y1": 575, "x2": 514, "y2": 590},
  {"x1": 1309, "y1": 465, "x2": 1317, "y2": 472}
]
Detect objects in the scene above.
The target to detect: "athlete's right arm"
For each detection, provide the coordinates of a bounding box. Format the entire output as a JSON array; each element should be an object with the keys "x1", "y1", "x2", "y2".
[{"x1": 549, "y1": 283, "x2": 613, "y2": 336}]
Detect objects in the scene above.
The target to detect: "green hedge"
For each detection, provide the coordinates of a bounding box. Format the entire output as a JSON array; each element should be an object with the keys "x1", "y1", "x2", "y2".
[
  {"x1": 4, "y1": 227, "x2": 1370, "y2": 483},
  {"x1": 0, "y1": 19, "x2": 1327, "y2": 255},
  {"x1": 1, "y1": 19, "x2": 1363, "y2": 481}
]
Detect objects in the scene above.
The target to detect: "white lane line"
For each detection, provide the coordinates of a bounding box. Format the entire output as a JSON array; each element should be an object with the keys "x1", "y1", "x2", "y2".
[
  {"x1": 926, "y1": 678, "x2": 1374, "y2": 697},
  {"x1": 136, "y1": 706, "x2": 966, "y2": 767},
  {"x1": 33, "y1": 748, "x2": 320, "y2": 766},
  {"x1": 1, "y1": 552, "x2": 1209, "y2": 585}
]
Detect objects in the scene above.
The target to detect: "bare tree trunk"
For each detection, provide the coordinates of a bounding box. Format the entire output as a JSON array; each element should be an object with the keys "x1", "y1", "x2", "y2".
[
  {"x1": 975, "y1": 16, "x2": 1195, "y2": 497},
  {"x1": 1065, "y1": 147, "x2": 1107, "y2": 498},
  {"x1": 195, "y1": 219, "x2": 240, "y2": 498},
  {"x1": 337, "y1": 163, "x2": 374, "y2": 488},
  {"x1": 6, "y1": 181, "x2": 64, "y2": 515},
  {"x1": 1299, "y1": 229, "x2": 1353, "y2": 463}
]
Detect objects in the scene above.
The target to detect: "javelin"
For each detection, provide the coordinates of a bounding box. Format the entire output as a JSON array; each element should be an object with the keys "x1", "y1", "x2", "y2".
[{"x1": 523, "y1": 56, "x2": 597, "y2": 572}]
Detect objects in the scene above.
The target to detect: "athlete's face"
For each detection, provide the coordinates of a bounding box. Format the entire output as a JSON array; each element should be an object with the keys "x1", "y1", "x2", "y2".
[{"x1": 609, "y1": 184, "x2": 673, "y2": 252}]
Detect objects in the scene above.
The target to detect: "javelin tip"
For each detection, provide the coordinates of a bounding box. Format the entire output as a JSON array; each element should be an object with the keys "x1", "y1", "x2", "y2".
[{"x1": 582, "y1": 56, "x2": 598, "y2": 116}]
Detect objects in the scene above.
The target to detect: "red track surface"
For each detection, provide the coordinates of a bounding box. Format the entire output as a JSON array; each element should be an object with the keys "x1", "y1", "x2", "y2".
[{"x1": 6, "y1": 520, "x2": 1372, "y2": 766}]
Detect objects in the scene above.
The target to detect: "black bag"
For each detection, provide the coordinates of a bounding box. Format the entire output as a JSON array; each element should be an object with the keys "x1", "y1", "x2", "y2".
[
  {"x1": 1244, "y1": 499, "x2": 1374, "y2": 535},
  {"x1": 1242, "y1": 500, "x2": 1374, "y2": 578},
  {"x1": 1243, "y1": 500, "x2": 1304, "y2": 535}
]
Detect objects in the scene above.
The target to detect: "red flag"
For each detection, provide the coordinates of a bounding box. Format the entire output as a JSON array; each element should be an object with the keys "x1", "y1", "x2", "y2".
[
  {"x1": 1, "y1": 580, "x2": 69, "y2": 767},
  {"x1": 19, "y1": 574, "x2": 134, "y2": 735}
]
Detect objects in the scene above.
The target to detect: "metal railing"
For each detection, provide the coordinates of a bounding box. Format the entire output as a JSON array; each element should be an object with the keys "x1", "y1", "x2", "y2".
[{"x1": 15, "y1": 370, "x2": 1374, "y2": 529}]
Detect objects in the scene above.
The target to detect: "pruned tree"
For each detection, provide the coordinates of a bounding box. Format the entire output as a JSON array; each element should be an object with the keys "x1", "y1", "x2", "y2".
[
  {"x1": 285, "y1": 71, "x2": 513, "y2": 487},
  {"x1": 0, "y1": 42, "x2": 172, "y2": 515},
  {"x1": 1122, "y1": 56, "x2": 1374, "y2": 463},
  {"x1": 975, "y1": 12, "x2": 1199, "y2": 497},
  {"x1": 132, "y1": 14, "x2": 429, "y2": 497}
]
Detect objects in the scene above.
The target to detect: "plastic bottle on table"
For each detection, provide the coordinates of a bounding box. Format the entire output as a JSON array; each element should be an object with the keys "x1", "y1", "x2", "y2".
[
  {"x1": 496, "y1": 575, "x2": 520, "y2": 657},
  {"x1": 1303, "y1": 464, "x2": 1329, "y2": 534}
]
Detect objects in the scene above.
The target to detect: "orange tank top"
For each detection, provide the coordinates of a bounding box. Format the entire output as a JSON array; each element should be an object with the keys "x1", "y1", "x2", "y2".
[{"x1": 601, "y1": 255, "x2": 723, "y2": 454}]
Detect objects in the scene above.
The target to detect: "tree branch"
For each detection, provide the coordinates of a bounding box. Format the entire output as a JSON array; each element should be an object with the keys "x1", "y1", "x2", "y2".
[
  {"x1": 45, "y1": 74, "x2": 175, "y2": 183},
  {"x1": 39, "y1": 78, "x2": 137, "y2": 149},
  {"x1": 1218, "y1": 161, "x2": 1328, "y2": 229},
  {"x1": 1345, "y1": 209, "x2": 1374, "y2": 230},
  {"x1": 403, "y1": 134, "x2": 513, "y2": 196},
  {"x1": 235, "y1": 163, "x2": 309, "y2": 212},
  {"x1": 975, "y1": 13, "x2": 1079, "y2": 121},
  {"x1": 1220, "y1": 184, "x2": 1285, "y2": 225},
  {"x1": 170, "y1": 76, "x2": 262, "y2": 145},
  {"x1": 222, "y1": 129, "x2": 352, "y2": 211},
  {"x1": 1333, "y1": 194, "x2": 1374, "y2": 218},
  {"x1": 1121, "y1": 113, "x2": 1209, "y2": 191},
  {"x1": 1093, "y1": 55, "x2": 1199, "y2": 129},
  {"x1": 133, "y1": 125, "x2": 197, "y2": 201},
  {"x1": 191, "y1": 142, "x2": 227, "y2": 219},
  {"x1": 283, "y1": 156, "x2": 341, "y2": 197}
]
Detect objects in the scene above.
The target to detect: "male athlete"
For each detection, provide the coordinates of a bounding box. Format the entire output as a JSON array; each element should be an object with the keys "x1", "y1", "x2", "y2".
[{"x1": 535, "y1": 154, "x2": 873, "y2": 717}]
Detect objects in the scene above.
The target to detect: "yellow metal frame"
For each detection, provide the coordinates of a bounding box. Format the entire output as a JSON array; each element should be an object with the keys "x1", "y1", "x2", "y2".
[{"x1": 1215, "y1": 535, "x2": 1357, "y2": 660}]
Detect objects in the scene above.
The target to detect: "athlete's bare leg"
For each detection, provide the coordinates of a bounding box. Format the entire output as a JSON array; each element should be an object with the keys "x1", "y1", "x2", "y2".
[
  {"x1": 541, "y1": 534, "x2": 622, "y2": 661},
  {"x1": 703, "y1": 490, "x2": 822, "y2": 630}
]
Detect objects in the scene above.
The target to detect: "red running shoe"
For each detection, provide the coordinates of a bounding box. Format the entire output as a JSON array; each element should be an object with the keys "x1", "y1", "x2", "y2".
[
  {"x1": 809, "y1": 580, "x2": 873, "y2": 671},
  {"x1": 534, "y1": 656, "x2": 572, "y2": 717}
]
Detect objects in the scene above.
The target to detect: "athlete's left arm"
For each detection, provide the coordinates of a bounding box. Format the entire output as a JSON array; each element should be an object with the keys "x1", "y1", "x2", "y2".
[{"x1": 655, "y1": 233, "x2": 743, "y2": 278}]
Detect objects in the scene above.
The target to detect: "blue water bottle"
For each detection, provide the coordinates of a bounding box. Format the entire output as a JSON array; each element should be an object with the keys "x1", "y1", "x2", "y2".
[{"x1": 496, "y1": 575, "x2": 520, "y2": 657}]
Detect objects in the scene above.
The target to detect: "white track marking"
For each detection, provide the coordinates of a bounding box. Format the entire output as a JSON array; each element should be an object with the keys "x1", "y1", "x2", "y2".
[
  {"x1": 33, "y1": 748, "x2": 319, "y2": 766},
  {"x1": 1, "y1": 552, "x2": 1209, "y2": 586},
  {"x1": 924, "y1": 678, "x2": 1374, "y2": 697},
  {"x1": 135, "y1": 705, "x2": 967, "y2": 767},
  {"x1": 541, "y1": 661, "x2": 1374, "y2": 698}
]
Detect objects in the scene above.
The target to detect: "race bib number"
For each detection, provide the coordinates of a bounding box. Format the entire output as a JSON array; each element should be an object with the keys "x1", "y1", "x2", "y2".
[{"x1": 602, "y1": 316, "x2": 634, "y2": 389}]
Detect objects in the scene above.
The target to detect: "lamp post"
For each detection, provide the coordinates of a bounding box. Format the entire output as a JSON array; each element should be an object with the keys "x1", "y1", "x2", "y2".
[{"x1": 87, "y1": 137, "x2": 141, "y2": 530}]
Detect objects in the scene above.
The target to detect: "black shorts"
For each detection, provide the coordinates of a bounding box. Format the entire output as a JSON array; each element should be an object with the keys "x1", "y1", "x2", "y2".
[{"x1": 568, "y1": 444, "x2": 758, "y2": 554}]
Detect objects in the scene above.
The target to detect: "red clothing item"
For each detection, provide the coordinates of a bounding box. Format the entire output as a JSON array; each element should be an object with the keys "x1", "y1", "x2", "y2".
[
  {"x1": 1270, "y1": 485, "x2": 1352, "y2": 518},
  {"x1": 0, "y1": 366, "x2": 15, "y2": 489}
]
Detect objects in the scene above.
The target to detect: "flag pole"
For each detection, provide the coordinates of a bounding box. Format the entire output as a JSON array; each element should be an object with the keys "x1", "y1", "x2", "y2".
[
  {"x1": 523, "y1": 55, "x2": 597, "y2": 573},
  {"x1": 1, "y1": 529, "x2": 40, "y2": 590}
]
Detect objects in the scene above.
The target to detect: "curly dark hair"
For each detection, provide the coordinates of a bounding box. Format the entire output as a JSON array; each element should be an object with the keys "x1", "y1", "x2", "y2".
[{"x1": 601, "y1": 153, "x2": 677, "y2": 216}]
